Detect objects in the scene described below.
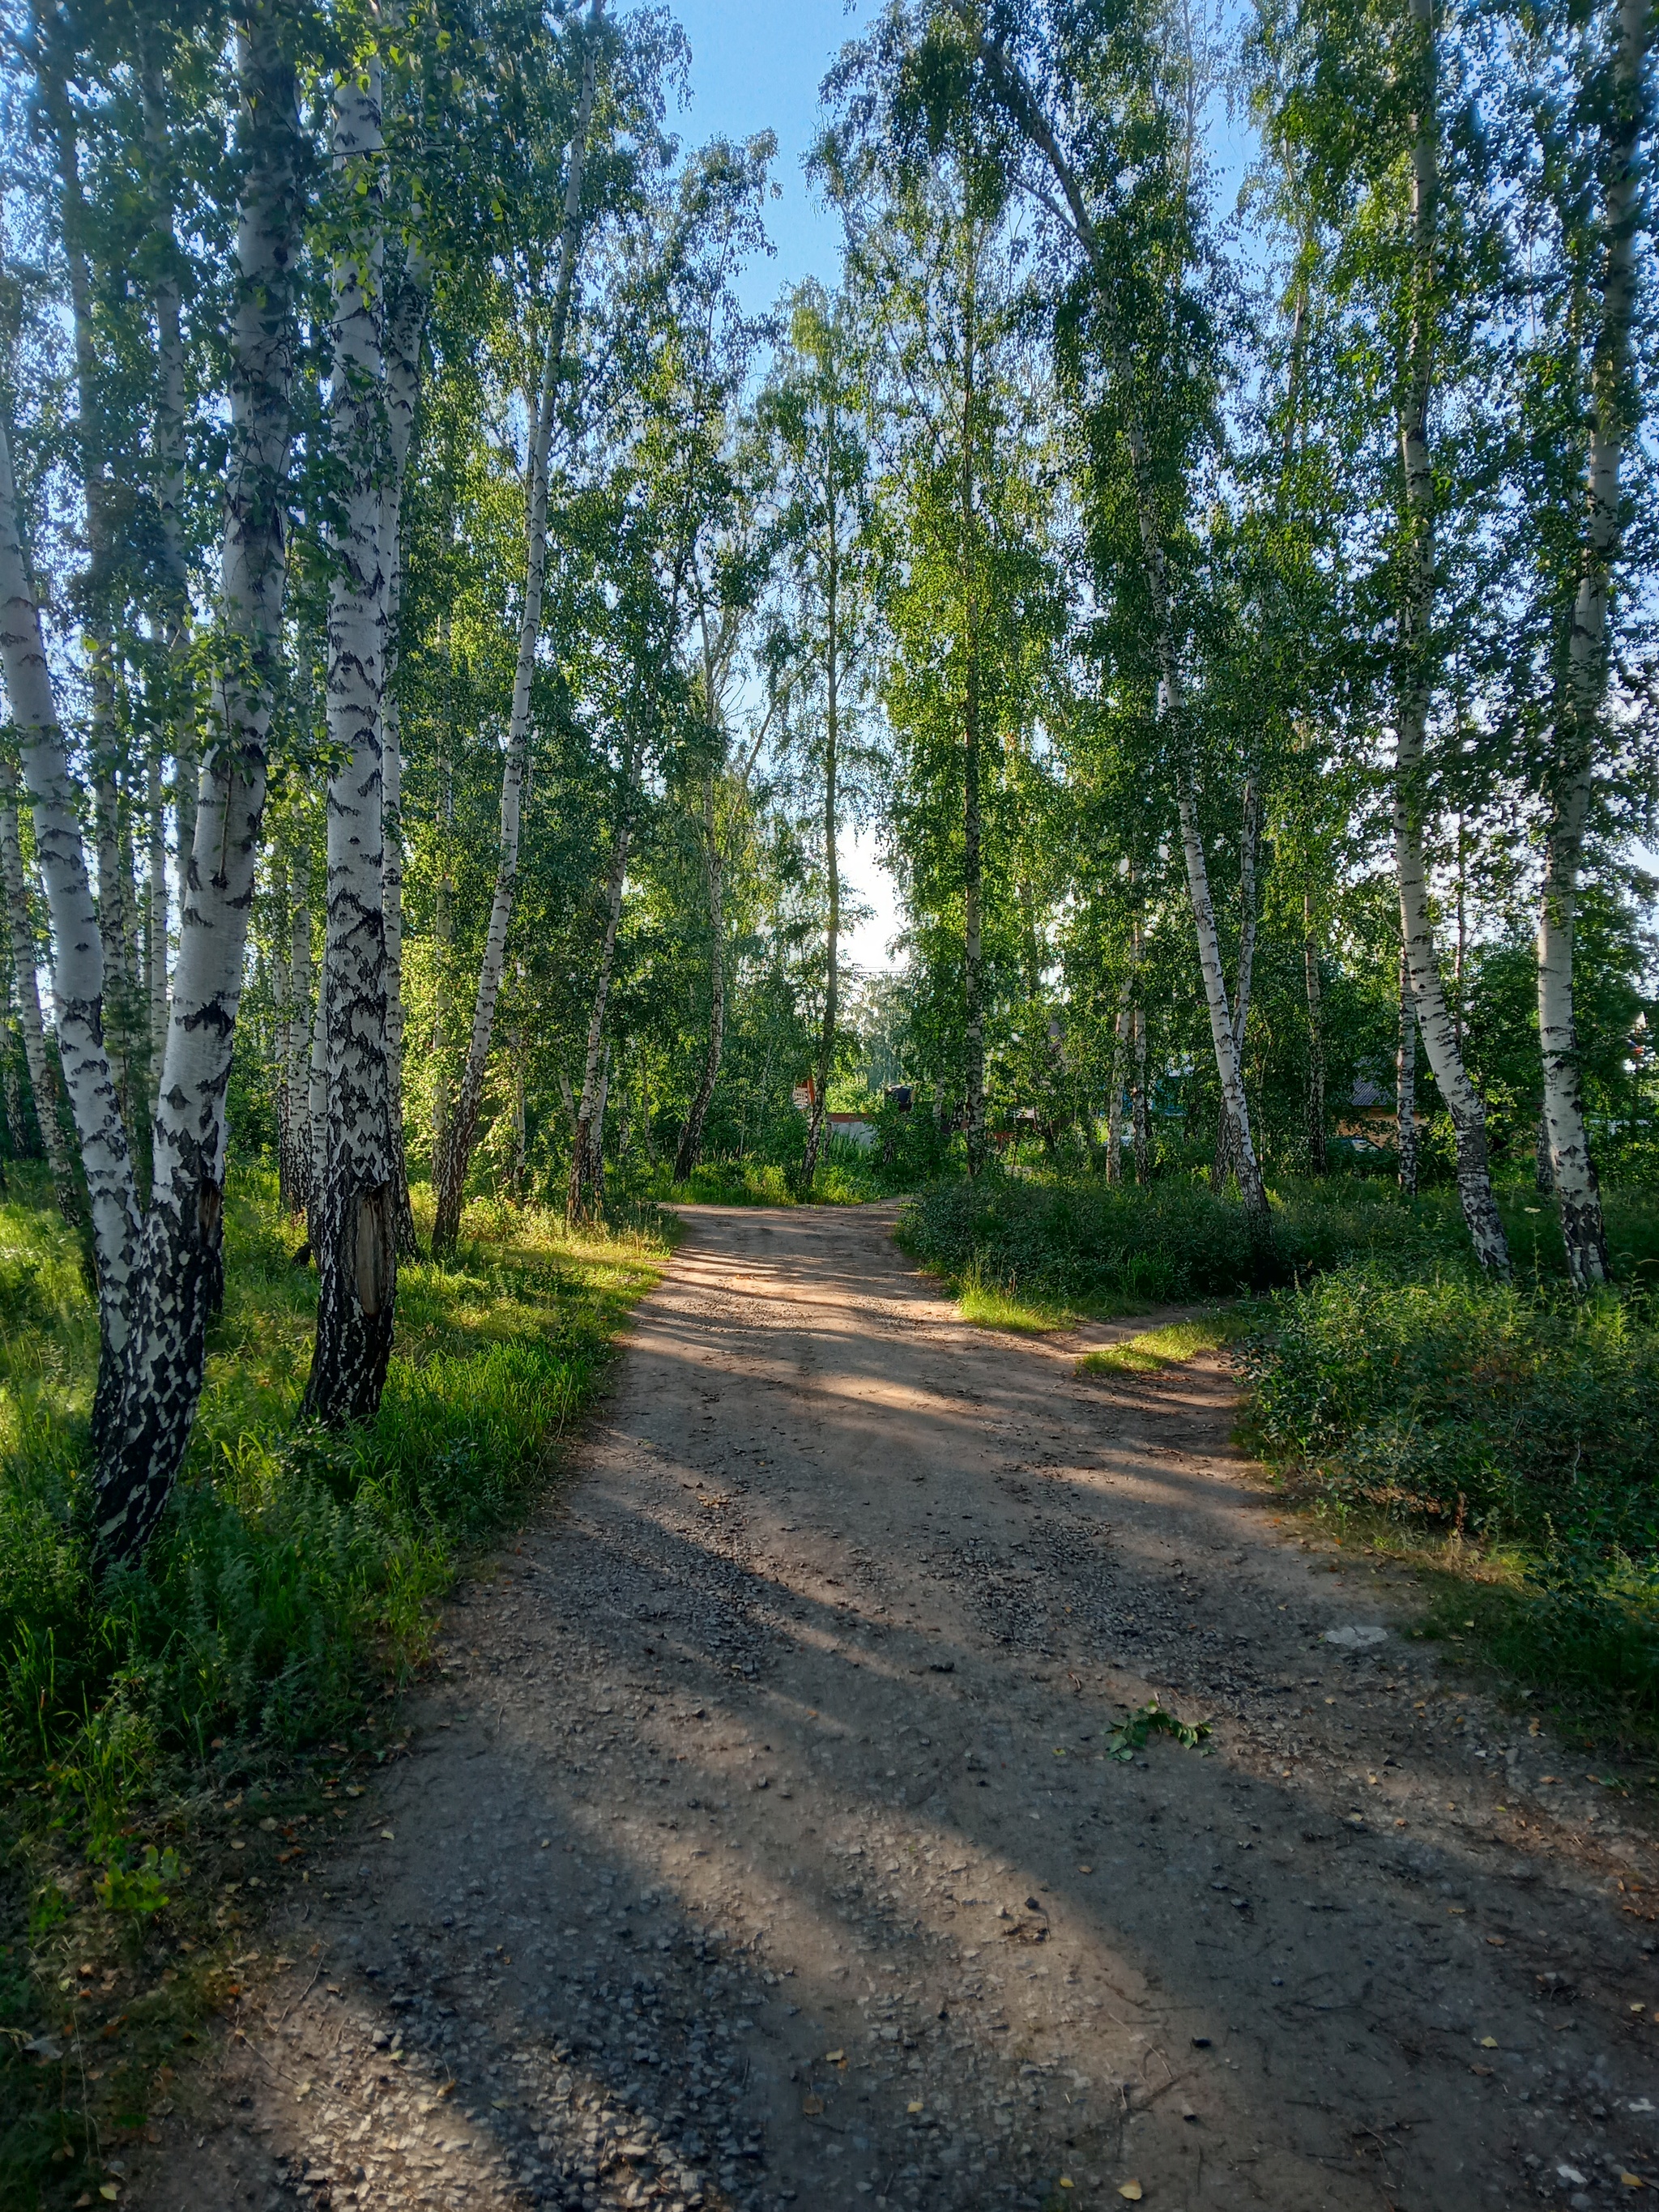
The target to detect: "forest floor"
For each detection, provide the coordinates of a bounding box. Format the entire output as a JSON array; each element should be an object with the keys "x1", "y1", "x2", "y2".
[{"x1": 132, "y1": 1202, "x2": 1658, "y2": 2212}]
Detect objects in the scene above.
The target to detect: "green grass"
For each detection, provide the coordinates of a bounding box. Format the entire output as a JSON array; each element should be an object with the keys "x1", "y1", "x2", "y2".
[
  {"x1": 1237, "y1": 1266, "x2": 1659, "y2": 1743},
  {"x1": 898, "y1": 1170, "x2": 1659, "y2": 1311},
  {"x1": 0, "y1": 1162, "x2": 671, "y2": 2210},
  {"x1": 654, "y1": 1133, "x2": 904, "y2": 1208},
  {"x1": 1077, "y1": 1311, "x2": 1240, "y2": 1375},
  {"x1": 956, "y1": 1257, "x2": 1077, "y2": 1333}
]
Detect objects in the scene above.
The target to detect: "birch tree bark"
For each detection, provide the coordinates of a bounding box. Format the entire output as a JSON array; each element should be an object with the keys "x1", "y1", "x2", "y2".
[
  {"x1": 381, "y1": 244, "x2": 433, "y2": 1258},
  {"x1": 1104, "y1": 968, "x2": 1131, "y2": 1183},
  {"x1": 1396, "y1": 940, "x2": 1418, "y2": 1195},
  {"x1": 567, "y1": 800, "x2": 632, "y2": 1222},
  {"x1": 85, "y1": 18, "x2": 303, "y2": 1560},
  {"x1": 1393, "y1": 0, "x2": 1510, "y2": 1273},
  {"x1": 1, "y1": 982, "x2": 24, "y2": 1168},
  {"x1": 1303, "y1": 887, "x2": 1326, "y2": 1174},
  {"x1": 141, "y1": 34, "x2": 191, "y2": 1140},
  {"x1": 0, "y1": 407, "x2": 143, "y2": 1443},
  {"x1": 1211, "y1": 762, "x2": 1260, "y2": 1191},
  {"x1": 307, "y1": 980, "x2": 328, "y2": 1252},
  {"x1": 35, "y1": 29, "x2": 149, "y2": 1145},
  {"x1": 0, "y1": 757, "x2": 80, "y2": 1219},
  {"x1": 960, "y1": 238, "x2": 987, "y2": 1178},
  {"x1": 303, "y1": 55, "x2": 398, "y2": 1427},
  {"x1": 280, "y1": 837, "x2": 313, "y2": 1214},
  {"x1": 144, "y1": 747, "x2": 168, "y2": 1124},
  {"x1": 802, "y1": 526, "x2": 842, "y2": 1191},
  {"x1": 675, "y1": 766, "x2": 727, "y2": 1182},
  {"x1": 1534, "y1": 0, "x2": 1649, "y2": 1291},
  {"x1": 433, "y1": 1, "x2": 604, "y2": 1256}
]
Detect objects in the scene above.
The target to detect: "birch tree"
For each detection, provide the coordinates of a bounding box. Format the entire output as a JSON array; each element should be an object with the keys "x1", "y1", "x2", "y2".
[
  {"x1": 914, "y1": 2, "x2": 1276, "y2": 1231},
  {"x1": 1530, "y1": 0, "x2": 1652, "y2": 1289},
  {"x1": 0, "y1": 757, "x2": 79, "y2": 1219},
  {"x1": 1388, "y1": 0, "x2": 1510, "y2": 1272},
  {"x1": 431, "y1": 0, "x2": 607, "y2": 1257},
  {"x1": 761, "y1": 284, "x2": 873, "y2": 1193},
  {"x1": 0, "y1": 13, "x2": 304, "y2": 1562},
  {"x1": 304, "y1": 49, "x2": 399, "y2": 1427}
]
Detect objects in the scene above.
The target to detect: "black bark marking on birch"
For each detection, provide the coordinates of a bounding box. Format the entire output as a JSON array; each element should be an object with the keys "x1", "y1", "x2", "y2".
[{"x1": 355, "y1": 1185, "x2": 395, "y2": 1319}]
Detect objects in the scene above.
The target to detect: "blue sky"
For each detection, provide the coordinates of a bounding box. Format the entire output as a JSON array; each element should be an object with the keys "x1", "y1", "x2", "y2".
[
  {"x1": 667, "y1": 0, "x2": 868, "y2": 311},
  {"x1": 666, "y1": 2, "x2": 909, "y2": 963}
]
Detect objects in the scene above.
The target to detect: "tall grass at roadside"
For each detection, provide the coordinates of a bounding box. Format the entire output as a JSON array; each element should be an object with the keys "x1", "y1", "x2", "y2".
[
  {"x1": 655, "y1": 1132, "x2": 901, "y2": 1207},
  {"x1": 898, "y1": 1170, "x2": 1659, "y2": 1315},
  {"x1": 1238, "y1": 1268, "x2": 1659, "y2": 1733},
  {"x1": 0, "y1": 1166, "x2": 670, "y2": 2210},
  {"x1": 1, "y1": 1171, "x2": 668, "y2": 1804}
]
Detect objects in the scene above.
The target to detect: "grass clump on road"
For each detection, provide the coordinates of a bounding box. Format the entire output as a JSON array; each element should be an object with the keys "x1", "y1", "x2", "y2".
[
  {"x1": 1077, "y1": 1312, "x2": 1241, "y2": 1375},
  {"x1": 0, "y1": 1166, "x2": 669, "y2": 2210}
]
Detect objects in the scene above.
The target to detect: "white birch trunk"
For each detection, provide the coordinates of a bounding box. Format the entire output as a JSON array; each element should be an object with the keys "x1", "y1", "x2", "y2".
[
  {"x1": 970, "y1": 34, "x2": 1267, "y2": 1229},
  {"x1": 1394, "y1": 0, "x2": 1509, "y2": 1274},
  {"x1": 433, "y1": 3, "x2": 604, "y2": 1254},
  {"x1": 1535, "y1": 0, "x2": 1648, "y2": 1291},
  {"x1": 0, "y1": 757, "x2": 81, "y2": 1219},
  {"x1": 567, "y1": 808, "x2": 631, "y2": 1222},
  {"x1": 1213, "y1": 764, "x2": 1261, "y2": 1189},
  {"x1": 88, "y1": 23, "x2": 303, "y2": 1558},
  {"x1": 1303, "y1": 889, "x2": 1326, "y2": 1174},
  {"x1": 281, "y1": 837, "x2": 313, "y2": 1214},
  {"x1": 382, "y1": 244, "x2": 433, "y2": 1257},
  {"x1": 308, "y1": 980, "x2": 328, "y2": 1250},
  {"x1": 1397, "y1": 940, "x2": 1418, "y2": 1196},
  {"x1": 304, "y1": 57, "x2": 397, "y2": 1427},
  {"x1": 0, "y1": 414, "x2": 143, "y2": 1440},
  {"x1": 676, "y1": 766, "x2": 727, "y2": 1183},
  {"x1": 142, "y1": 34, "x2": 190, "y2": 1122},
  {"x1": 1104, "y1": 969, "x2": 1131, "y2": 1185},
  {"x1": 145, "y1": 744, "x2": 168, "y2": 1123}
]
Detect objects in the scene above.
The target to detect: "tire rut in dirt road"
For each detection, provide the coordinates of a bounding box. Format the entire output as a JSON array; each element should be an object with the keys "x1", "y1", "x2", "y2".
[{"x1": 139, "y1": 1203, "x2": 1658, "y2": 2212}]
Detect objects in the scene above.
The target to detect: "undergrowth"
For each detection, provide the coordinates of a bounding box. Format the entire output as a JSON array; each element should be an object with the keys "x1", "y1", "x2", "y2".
[
  {"x1": 1237, "y1": 1268, "x2": 1659, "y2": 1741},
  {"x1": 656, "y1": 1132, "x2": 903, "y2": 1208},
  {"x1": 0, "y1": 1164, "x2": 670, "y2": 2210},
  {"x1": 1077, "y1": 1312, "x2": 1243, "y2": 1375}
]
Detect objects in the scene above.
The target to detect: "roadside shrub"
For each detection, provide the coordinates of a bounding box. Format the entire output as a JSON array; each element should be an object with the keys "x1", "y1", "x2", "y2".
[{"x1": 1239, "y1": 1271, "x2": 1659, "y2": 1553}]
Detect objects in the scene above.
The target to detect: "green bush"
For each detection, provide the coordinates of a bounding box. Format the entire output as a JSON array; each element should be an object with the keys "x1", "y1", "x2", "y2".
[
  {"x1": 1239, "y1": 1270, "x2": 1659, "y2": 1552},
  {"x1": 897, "y1": 1168, "x2": 1659, "y2": 1315}
]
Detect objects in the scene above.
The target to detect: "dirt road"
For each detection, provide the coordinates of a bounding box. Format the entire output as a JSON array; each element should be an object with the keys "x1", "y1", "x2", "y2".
[{"x1": 142, "y1": 1203, "x2": 1657, "y2": 2212}]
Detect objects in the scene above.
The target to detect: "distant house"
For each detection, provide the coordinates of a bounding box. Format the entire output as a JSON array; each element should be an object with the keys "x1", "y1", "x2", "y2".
[
  {"x1": 791, "y1": 1076, "x2": 878, "y2": 1148},
  {"x1": 1337, "y1": 1073, "x2": 1425, "y2": 1152}
]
